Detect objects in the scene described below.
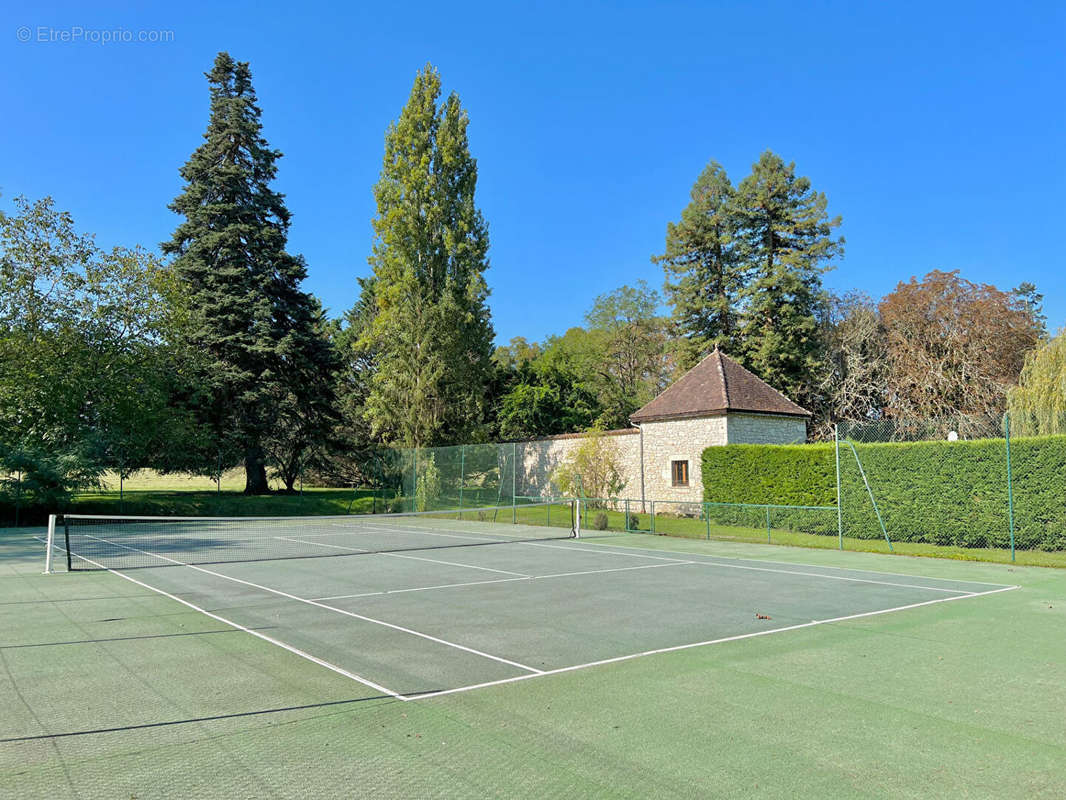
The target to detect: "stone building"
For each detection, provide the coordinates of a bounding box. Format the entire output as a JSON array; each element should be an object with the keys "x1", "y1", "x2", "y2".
[{"x1": 516, "y1": 349, "x2": 809, "y2": 503}]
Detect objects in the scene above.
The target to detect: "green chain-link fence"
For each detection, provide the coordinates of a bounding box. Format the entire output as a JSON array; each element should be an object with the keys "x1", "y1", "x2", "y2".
[{"x1": 838, "y1": 412, "x2": 1066, "y2": 559}]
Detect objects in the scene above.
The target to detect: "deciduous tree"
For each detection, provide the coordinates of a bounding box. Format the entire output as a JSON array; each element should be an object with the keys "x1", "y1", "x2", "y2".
[
  {"x1": 879, "y1": 270, "x2": 1043, "y2": 418},
  {"x1": 361, "y1": 65, "x2": 494, "y2": 447},
  {"x1": 1007, "y1": 329, "x2": 1066, "y2": 434}
]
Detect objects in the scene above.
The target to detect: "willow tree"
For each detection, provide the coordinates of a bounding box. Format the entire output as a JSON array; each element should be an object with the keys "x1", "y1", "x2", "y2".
[
  {"x1": 1007, "y1": 330, "x2": 1066, "y2": 434},
  {"x1": 360, "y1": 65, "x2": 494, "y2": 448}
]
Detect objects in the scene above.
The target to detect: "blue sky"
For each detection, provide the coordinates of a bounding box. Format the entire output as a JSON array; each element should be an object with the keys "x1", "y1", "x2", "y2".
[{"x1": 2, "y1": 0, "x2": 1064, "y2": 342}]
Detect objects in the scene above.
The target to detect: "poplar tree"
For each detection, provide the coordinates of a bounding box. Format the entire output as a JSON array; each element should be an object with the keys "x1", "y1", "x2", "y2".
[
  {"x1": 164, "y1": 52, "x2": 328, "y2": 493},
  {"x1": 361, "y1": 65, "x2": 494, "y2": 447},
  {"x1": 733, "y1": 151, "x2": 842, "y2": 408}
]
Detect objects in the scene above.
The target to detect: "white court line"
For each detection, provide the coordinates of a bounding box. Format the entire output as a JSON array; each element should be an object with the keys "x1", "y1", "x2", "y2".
[
  {"x1": 274, "y1": 536, "x2": 530, "y2": 578},
  {"x1": 405, "y1": 584, "x2": 1021, "y2": 701},
  {"x1": 79, "y1": 534, "x2": 544, "y2": 676},
  {"x1": 517, "y1": 540, "x2": 1000, "y2": 594},
  {"x1": 313, "y1": 576, "x2": 527, "y2": 601},
  {"x1": 309, "y1": 561, "x2": 691, "y2": 602},
  {"x1": 38, "y1": 537, "x2": 405, "y2": 700},
  {"x1": 563, "y1": 537, "x2": 1021, "y2": 588},
  {"x1": 309, "y1": 522, "x2": 997, "y2": 595}
]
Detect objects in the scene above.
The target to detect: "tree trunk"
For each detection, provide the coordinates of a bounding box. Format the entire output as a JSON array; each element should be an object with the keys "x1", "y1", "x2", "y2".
[{"x1": 244, "y1": 444, "x2": 271, "y2": 495}]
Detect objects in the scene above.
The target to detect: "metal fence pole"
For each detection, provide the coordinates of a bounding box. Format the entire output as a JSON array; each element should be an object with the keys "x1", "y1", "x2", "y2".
[
  {"x1": 705, "y1": 502, "x2": 710, "y2": 540},
  {"x1": 458, "y1": 445, "x2": 465, "y2": 511},
  {"x1": 765, "y1": 505, "x2": 771, "y2": 543},
  {"x1": 834, "y1": 424, "x2": 844, "y2": 550},
  {"x1": 1005, "y1": 412, "x2": 1016, "y2": 562}
]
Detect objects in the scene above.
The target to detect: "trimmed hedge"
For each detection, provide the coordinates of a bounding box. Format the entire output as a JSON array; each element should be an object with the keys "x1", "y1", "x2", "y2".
[
  {"x1": 702, "y1": 436, "x2": 1066, "y2": 551},
  {"x1": 701, "y1": 443, "x2": 837, "y2": 507}
]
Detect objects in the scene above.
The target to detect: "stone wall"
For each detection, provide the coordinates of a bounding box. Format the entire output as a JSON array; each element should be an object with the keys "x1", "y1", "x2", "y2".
[
  {"x1": 513, "y1": 413, "x2": 807, "y2": 504},
  {"x1": 515, "y1": 429, "x2": 640, "y2": 498},
  {"x1": 638, "y1": 416, "x2": 728, "y2": 503}
]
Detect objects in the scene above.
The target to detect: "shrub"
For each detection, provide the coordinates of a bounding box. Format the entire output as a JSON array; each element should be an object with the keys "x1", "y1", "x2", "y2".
[{"x1": 593, "y1": 511, "x2": 609, "y2": 530}]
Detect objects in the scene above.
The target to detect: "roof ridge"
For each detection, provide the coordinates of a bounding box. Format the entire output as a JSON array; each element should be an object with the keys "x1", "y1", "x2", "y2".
[{"x1": 715, "y1": 348, "x2": 730, "y2": 409}]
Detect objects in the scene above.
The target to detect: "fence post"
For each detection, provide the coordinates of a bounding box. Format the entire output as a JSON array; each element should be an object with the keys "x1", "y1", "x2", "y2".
[
  {"x1": 458, "y1": 445, "x2": 465, "y2": 511},
  {"x1": 1004, "y1": 412, "x2": 1015, "y2": 562},
  {"x1": 834, "y1": 424, "x2": 843, "y2": 550},
  {"x1": 512, "y1": 442, "x2": 517, "y2": 523},
  {"x1": 765, "y1": 505, "x2": 771, "y2": 543},
  {"x1": 650, "y1": 501, "x2": 656, "y2": 534},
  {"x1": 705, "y1": 502, "x2": 710, "y2": 540}
]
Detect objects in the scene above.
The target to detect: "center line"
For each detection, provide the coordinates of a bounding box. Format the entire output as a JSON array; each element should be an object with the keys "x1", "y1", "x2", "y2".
[{"x1": 275, "y1": 536, "x2": 529, "y2": 577}]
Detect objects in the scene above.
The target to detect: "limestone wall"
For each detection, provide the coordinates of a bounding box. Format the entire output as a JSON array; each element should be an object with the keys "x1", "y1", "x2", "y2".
[
  {"x1": 515, "y1": 430, "x2": 640, "y2": 498},
  {"x1": 513, "y1": 413, "x2": 807, "y2": 504},
  {"x1": 638, "y1": 416, "x2": 729, "y2": 503}
]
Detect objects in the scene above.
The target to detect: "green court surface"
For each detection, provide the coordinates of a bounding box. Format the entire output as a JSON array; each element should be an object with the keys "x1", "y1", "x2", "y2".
[{"x1": 2, "y1": 519, "x2": 1065, "y2": 798}]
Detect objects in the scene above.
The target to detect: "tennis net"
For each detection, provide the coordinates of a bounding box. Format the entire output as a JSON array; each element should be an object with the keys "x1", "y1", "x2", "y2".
[{"x1": 61, "y1": 500, "x2": 576, "y2": 571}]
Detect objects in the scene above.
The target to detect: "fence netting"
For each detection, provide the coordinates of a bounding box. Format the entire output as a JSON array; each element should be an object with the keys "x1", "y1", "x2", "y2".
[
  {"x1": 394, "y1": 443, "x2": 521, "y2": 512},
  {"x1": 839, "y1": 412, "x2": 1066, "y2": 555}
]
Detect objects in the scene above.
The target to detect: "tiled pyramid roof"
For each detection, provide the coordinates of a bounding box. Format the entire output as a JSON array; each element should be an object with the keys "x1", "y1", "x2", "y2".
[{"x1": 630, "y1": 348, "x2": 810, "y2": 423}]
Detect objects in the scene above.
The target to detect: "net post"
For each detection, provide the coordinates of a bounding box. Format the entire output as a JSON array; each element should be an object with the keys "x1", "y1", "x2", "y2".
[
  {"x1": 64, "y1": 516, "x2": 72, "y2": 572},
  {"x1": 834, "y1": 424, "x2": 843, "y2": 550},
  {"x1": 44, "y1": 514, "x2": 56, "y2": 574},
  {"x1": 1004, "y1": 412, "x2": 1015, "y2": 562},
  {"x1": 573, "y1": 498, "x2": 580, "y2": 538}
]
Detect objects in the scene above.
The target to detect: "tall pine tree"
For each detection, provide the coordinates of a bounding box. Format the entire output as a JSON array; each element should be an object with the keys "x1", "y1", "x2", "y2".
[
  {"x1": 360, "y1": 65, "x2": 494, "y2": 447},
  {"x1": 164, "y1": 52, "x2": 331, "y2": 493},
  {"x1": 732, "y1": 151, "x2": 842, "y2": 408},
  {"x1": 654, "y1": 162, "x2": 743, "y2": 369}
]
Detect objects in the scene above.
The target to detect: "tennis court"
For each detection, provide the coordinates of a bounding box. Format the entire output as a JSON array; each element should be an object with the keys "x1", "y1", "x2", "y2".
[{"x1": 51, "y1": 502, "x2": 1016, "y2": 700}]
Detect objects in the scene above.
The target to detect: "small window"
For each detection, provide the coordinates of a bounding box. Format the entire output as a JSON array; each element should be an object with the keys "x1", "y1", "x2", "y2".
[{"x1": 671, "y1": 460, "x2": 689, "y2": 487}]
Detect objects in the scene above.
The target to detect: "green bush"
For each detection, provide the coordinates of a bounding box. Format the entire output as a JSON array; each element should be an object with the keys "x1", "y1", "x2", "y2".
[
  {"x1": 702, "y1": 443, "x2": 836, "y2": 506},
  {"x1": 701, "y1": 436, "x2": 1066, "y2": 550},
  {"x1": 592, "y1": 511, "x2": 609, "y2": 531}
]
